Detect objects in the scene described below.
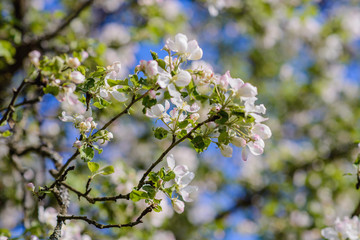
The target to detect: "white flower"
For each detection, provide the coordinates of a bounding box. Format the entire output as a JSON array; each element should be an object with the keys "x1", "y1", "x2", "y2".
[
  {"x1": 38, "y1": 206, "x2": 57, "y2": 228},
  {"x1": 0, "y1": 237, "x2": 8, "y2": 240},
  {"x1": 68, "y1": 57, "x2": 81, "y2": 68},
  {"x1": 322, "y1": 216, "x2": 360, "y2": 240},
  {"x1": 167, "y1": 154, "x2": 198, "y2": 202},
  {"x1": 70, "y1": 71, "x2": 85, "y2": 84},
  {"x1": 244, "y1": 97, "x2": 268, "y2": 123},
  {"x1": 57, "y1": 83, "x2": 79, "y2": 106},
  {"x1": 252, "y1": 123, "x2": 272, "y2": 140},
  {"x1": 146, "y1": 100, "x2": 170, "y2": 119},
  {"x1": 166, "y1": 33, "x2": 203, "y2": 61},
  {"x1": 174, "y1": 70, "x2": 192, "y2": 87},
  {"x1": 140, "y1": 60, "x2": 158, "y2": 77},
  {"x1": 100, "y1": 61, "x2": 128, "y2": 102},
  {"x1": 247, "y1": 135, "x2": 265, "y2": 156},
  {"x1": 172, "y1": 198, "x2": 185, "y2": 214},
  {"x1": 29, "y1": 50, "x2": 41, "y2": 66},
  {"x1": 231, "y1": 136, "x2": 246, "y2": 147},
  {"x1": 157, "y1": 70, "x2": 192, "y2": 98},
  {"x1": 227, "y1": 71, "x2": 257, "y2": 98},
  {"x1": 220, "y1": 144, "x2": 233, "y2": 158}
]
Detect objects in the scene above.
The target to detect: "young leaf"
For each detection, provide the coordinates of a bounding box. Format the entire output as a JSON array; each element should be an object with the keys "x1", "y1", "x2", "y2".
[
  {"x1": 80, "y1": 146, "x2": 95, "y2": 162},
  {"x1": 87, "y1": 162, "x2": 100, "y2": 173},
  {"x1": 130, "y1": 190, "x2": 148, "y2": 202},
  {"x1": 100, "y1": 166, "x2": 114, "y2": 175}
]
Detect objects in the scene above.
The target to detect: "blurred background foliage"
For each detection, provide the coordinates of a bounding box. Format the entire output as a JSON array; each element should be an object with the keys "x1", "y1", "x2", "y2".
[{"x1": 1, "y1": 0, "x2": 360, "y2": 239}]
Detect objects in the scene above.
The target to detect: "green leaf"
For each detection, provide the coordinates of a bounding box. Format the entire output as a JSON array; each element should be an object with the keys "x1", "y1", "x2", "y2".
[
  {"x1": 142, "y1": 95, "x2": 157, "y2": 108},
  {"x1": 154, "y1": 127, "x2": 168, "y2": 140},
  {"x1": 191, "y1": 136, "x2": 211, "y2": 153},
  {"x1": 153, "y1": 204, "x2": 162, "y2": 212},
  {"x1": 43, "y1": 85, "x2": 59, "y2": 96},
  {"x1": 54, "y1": 56, "x2": 64, "y2": 72},
  {"x1": 0, "y1": 130, "x2": 12, "y2": 137},
  {"x1": 156, "y1": 59, "x2": 166, "y2": 70},
  {"x1": 0, "y1": 228, "x2": 11, "y2": 237},
  {"x1": 149, "y1": 172, "x2": 159, "y2": 183},
  {"x1": 163, "y1": 171, "x2": 175, "y2": 181},
  {"x1": 87, "y1": 162, "x2": 100, "y2": 173},
  {"x1": 130, "y1": 190, "x2": 148, "y2": 202},
  {"x1": 80, "y1": 146, "x2": 94, "y2": 162},
  {"x1": 150, "y1": 50, "x2": 158, "y2": 60},
  {"x1": 215, "y1": 110, "x2": 229, "y2": 124},
  {"x1": 355, "y1": 155, "x2": 360, "y2": 165},
  {"x1": 143, "y1": 185, "x2": 156, "y2": 199},
  {"x1": 100, "y1": 166, "x2": 114, "y2": 175},
  {"x1": 107, "y1": 79, "x2": 128, "y2": 87},
  {"x1": 178, "y1": 120, "x2": 189, "y2": 129},
  {"x1": 93, "y1": 145, "x2": 103, "y2": 154},
  {"x1": 0, "y1": 40, "x2": 15, "y2": 64}
]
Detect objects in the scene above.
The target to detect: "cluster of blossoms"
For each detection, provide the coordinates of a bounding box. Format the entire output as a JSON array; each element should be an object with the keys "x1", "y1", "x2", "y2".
[
  {"x1": 166, "y1": 154, "x2": 198, "y2": 213},
  {"x1": 322, "y1": 216, "x2": 360, "y2": 240},
  {"x1": 141, "y1": 33, "x2": 271, "y2": 160},
  {"x1": 30, "y1": 33, "x2": 270, "y2": 220}
]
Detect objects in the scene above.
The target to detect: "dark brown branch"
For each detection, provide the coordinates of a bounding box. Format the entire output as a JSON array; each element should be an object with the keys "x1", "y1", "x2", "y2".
[
  {"x1": 0, "y1": 97, "x2": 41, "y2": 112},
  {"x1": 32, "y1": 0, "x2": 94, "y2": 43},
  {"x1": 0, "y1": 79, "x2": 28, "y2": 126},
  {"x1": 137, "y1": 115, "x2": 219, "y2": 189},
  {"x1": 57, "y1": 205, "x2": 154, "y2": 229},
  {"x1": 61, "y1": 182, "x2": 129, "y2": 203}
]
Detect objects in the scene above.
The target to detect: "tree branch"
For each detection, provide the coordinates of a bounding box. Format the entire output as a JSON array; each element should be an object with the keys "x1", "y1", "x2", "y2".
[
  {"x1": 0, "y1": 96, "x2": 41, "y2": 112},
  {"x1": 61, "y1": 182, "x2": 129, "y2": 203},
  {"x1": 57, "y1": 205, "x2": 154, "y2": 229}
]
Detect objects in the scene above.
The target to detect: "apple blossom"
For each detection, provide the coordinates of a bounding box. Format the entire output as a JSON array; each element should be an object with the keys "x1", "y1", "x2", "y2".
[
  {"x1": 146, "y1": 101, "x2": 170, "y2": 119},
  {"x1": 171, "y1": 198, "x2": 185, "y2": 214},
  {"x1": 70, "y1": 71, "x2": 85, "y2": 84},
  {"x1": 165, "y1": 33, "x2": 203, "y2": 60},
  {"x1": 29, "y1": 50, "x2": 41, "y2": 66},
  {"x1": 140, "y1": 60, "x2": 158, "y2": 77},
  {"x1": 322, "y1": 216, "x2": 360, "y2": 240},
  {"x1": 68, "y1": 57, "x2": 81, "y2": 68},
  {"x1": 220, "y1": 144, "x2": 233, "y2": 158}
]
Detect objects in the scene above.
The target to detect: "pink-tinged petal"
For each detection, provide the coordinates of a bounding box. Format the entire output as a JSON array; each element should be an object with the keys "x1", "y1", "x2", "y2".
[
  {"x1": 229, "y1": 77, "x2": 244, "y2": 90},
  {"x1": 164, "y1": 100, "x2": 170, "y2": 111},
  {"x1": 100, "y1": 88, "x2": 109, "y2": 98},
  {"x1": 187, "y1": 40, "x2": 199, "y2": 53},
  {"x1": 247, "y1": 140, "x2": 264, "y2": 156},
  {"x1": 252, "y1": 123, "x2": 272, "y2": 140},
  {"x1": 241, "y1": 148, "x2": 248, "y2": 161}
]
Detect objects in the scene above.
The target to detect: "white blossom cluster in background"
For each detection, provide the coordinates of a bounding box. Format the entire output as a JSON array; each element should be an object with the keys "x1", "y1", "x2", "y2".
[{"x1": 322, "y1": 216, "x2": 360, "y2": 240}]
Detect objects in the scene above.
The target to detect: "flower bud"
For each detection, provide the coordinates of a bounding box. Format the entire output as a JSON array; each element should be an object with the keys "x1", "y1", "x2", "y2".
[
  {"x1": 29, "y1": 50, "x2": 41, "y2": 67},
  {"x1": 68, "y1": 57, "x2": 81, "y2": 68},
  {"x1": 73, "y1": 140, "x2": 82, "y2": 148},
  {"x1": 81, "y1": 51, "x2": 89, "y2": 60},
  {"x1": 79, "y1": 121, "x2": 91, "y2": 132},
  {"x1": 172, "y1": 198, "x2": 185, "y2": 214},
  {"x1": 26, "y1": 182, "x2": 35, "y2": 192},
  {"x1": 91, "y1": 121, "x2": 97, "y2": 129},
  {"x1": 70, "y1": 71, "x2": 85, "y2": 84},
  {"x1": 220, "y1": 144, "x2": 233, "y2": 158},
  {"x1": 149, "y1": 90, "x2": 157, "y2": 99},
  {"x1": 231, "y1": 136, "x2": 246, "y2": 147},
  {"x1": 190, "y1": 113, "x2": 200, "y2": 121}
]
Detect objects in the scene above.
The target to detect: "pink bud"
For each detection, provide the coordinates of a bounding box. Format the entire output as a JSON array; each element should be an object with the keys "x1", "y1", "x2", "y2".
[{"x1": 26, "y1": 183, "x2": 35, "y2": 192}]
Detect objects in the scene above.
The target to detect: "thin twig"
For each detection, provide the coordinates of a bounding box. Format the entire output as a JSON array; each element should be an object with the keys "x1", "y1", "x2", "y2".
[
  {"x1": 30, "y1": 0, "x2": 94, "y2": 44},
  {"x1": 0, "y1": 97, "x2": 41, "y2": 112},
  {"x1": 61, "y1": 182, "x2": 129, "y2": 203},
  {"x1": 57, "y1": 205, "x2": 154, "y2": 229}
]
